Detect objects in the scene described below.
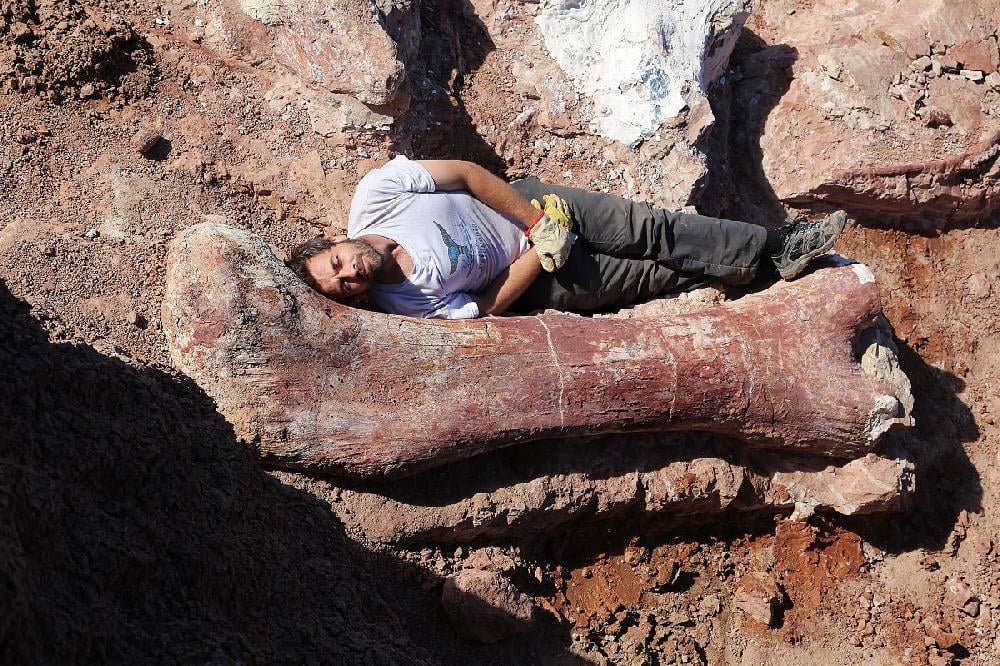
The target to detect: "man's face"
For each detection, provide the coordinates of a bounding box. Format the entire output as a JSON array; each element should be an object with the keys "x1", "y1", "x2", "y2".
[{"x1": 305, "y1": 238, "x2": 384, "y2": 299}]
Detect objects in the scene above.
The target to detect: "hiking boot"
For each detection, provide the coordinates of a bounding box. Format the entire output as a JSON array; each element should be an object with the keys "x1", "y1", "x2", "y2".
[{"x1": 771, "y1": 210, "x2": 848, "y2": 280}]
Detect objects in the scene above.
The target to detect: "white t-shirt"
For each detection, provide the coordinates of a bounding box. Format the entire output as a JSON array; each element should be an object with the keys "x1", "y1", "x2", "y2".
[{"x1": 347, "y1": 156, "x2": 532, "y2": 319}]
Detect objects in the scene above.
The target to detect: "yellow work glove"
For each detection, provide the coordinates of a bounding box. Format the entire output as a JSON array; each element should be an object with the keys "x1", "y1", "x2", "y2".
[
  {"x1": 530, "y1": 194, "x2": 573, "y2": 231},
  {"x1": 527, "y1": 214, "x2": 572, "y2": 272}
]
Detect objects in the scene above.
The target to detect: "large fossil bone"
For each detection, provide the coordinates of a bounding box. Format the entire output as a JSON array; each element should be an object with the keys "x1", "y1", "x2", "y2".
[{"x1": 162, "y1": 222, "x2": 910, "y2": 479}]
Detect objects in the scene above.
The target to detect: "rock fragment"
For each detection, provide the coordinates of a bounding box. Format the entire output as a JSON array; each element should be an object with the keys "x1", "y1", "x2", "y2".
[
  {"x1": 14, "y1": 128, "x2": 37, "y2": 144},
  {"x1": 944, "y1": 577, "x2": 979, "y2": 615},
  {"x1": 201, "y1": 0, "x2": 407, "y2": 106},
  {"x1": 463, "y1": 548, "x2": 518, "y2": 575},
  {"x1": 699, "y1": 594, "x2": 721, "y2": 616},
  {"x1": 924, "y1": 108, "x2": 953, "y2": 128},
  {"x1": 441, "y1": 570, "x2": 535, "y2": 643},
  {"x1": 11, "y1": 21, "x2": 33, "y2": 41},
  {"x1": 131, "y1": 126, "x2": 163, "y2": 156},
  {"x1": 744, "y1": 0, "x2": 1000, "y2": 223},
  {"x1": 950, "y1": 38, "x2": 1000, "y2": 72},
  {"x1": 733, "y1": 572, "x2": 783, "y2": 627},
  {"x1": 967, "y1": 273, "x2": 992, "y2": 299},
  {"x1": 125, "y1": 310, "x2": 147, "y2": 329},
  {"x1": 535, "y1": 0, "x2": 750, "y2": 147}
]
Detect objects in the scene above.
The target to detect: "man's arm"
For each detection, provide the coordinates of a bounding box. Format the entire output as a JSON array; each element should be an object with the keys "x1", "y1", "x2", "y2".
[
  {"x1": 417, "y1": 159, "x2": 539, "y2": 230},
  {"x1": 472, "y1": 248, "x2": 543, "y2": 316}
]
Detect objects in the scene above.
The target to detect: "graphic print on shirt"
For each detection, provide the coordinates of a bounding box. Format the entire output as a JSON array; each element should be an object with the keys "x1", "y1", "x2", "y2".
[{"x1": 433, "y1": 219, "x2": 476, "y2": 274}]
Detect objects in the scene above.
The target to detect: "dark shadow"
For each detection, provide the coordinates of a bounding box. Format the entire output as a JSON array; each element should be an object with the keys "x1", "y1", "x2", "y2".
[
  {"x1": 325, "y1": 427, "x2": 888, "y2": 558},
  {"x1": 334, "y1": 432, "x2": 748, "y2": 506},
  {"x1": 391, "y1": 0, "x2": 508, "y2": 175},
  {"x1": 848, "y1": 204, "x2": 1000, "y2": 236},
  {"x1": 665, "y1": 570, "x2": 699, "y2": 594},
  {"x1": 0, "y1": 280, "x2": 585, "y2": 664},
  {"x1": 842, "y1": 337, "x2": 981, "y2": 553},
  {"x1": 772, "y1": 593, "x2": 793, "y2": 630},
  {"x1": 144, "y1": 137, "x2": 172, "y2": 161},
  {"x1": 717, "y1": 29, "x2": 802, "y2": 227},
  {"x1": 94, "y1": 31, "x2": 158, "y2": 102}
]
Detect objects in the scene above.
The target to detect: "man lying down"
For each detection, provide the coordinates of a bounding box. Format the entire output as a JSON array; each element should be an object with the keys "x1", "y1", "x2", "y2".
[{"x1": 286, "y1": 156, "x2": 847, "y2": 319}]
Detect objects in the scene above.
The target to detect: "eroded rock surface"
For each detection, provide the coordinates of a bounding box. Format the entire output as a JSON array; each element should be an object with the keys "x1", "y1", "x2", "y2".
[
  {"x1": 441, "y1": 569, "x2": 535, "y2": 643},
  {"x1": 314, "y1": 437, "x2": 913, "y2": 546},
  {"x1": 733, "y1": 572, "x2": 784, "y2": 627},
  {"x1": 741, "y1": 0, "x2": 1000, "y2": 223},
  {"x1": 201, "y1": 0, "x2": 408, "y2": 104}
]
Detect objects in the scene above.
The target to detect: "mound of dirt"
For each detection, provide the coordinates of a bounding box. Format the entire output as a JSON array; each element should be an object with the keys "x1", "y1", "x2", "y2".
[
  {"x1": 0, "y1": 280, "x2": 473, "y2": 663},
  {"x1": 1, "y1": 0, "x2": 157, "y2": 100}
]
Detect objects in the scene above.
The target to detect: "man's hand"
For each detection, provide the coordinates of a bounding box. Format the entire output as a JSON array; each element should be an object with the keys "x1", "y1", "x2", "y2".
[
  {"x1": 530, "y1": 194, "x2": 573, "y2": 231},
  {"x1": 528, "y1": 214, "x2": 572, "y2": 272}
]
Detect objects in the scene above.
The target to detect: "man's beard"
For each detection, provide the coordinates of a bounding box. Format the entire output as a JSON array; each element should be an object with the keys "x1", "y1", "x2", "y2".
[{"x1": 343, "y1": 238, "x2": 385, "y2": 280}]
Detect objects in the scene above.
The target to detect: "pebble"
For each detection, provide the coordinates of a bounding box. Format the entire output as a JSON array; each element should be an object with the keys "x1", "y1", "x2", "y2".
[
  {"x1": 624, "y1": 546, "x2": 648, "y2": 566},
  {"x1": 939, "y1": 56, "x2": 960, "y2": 72},
  {"x1": 79, "y1": 83, "x2": 95, "y2": 98},
  {"x1": 699, "y1": 594, "x2": 721, "y2": 616},
  {"x1": 131, "y1": 126, "x2": 163, "y2": 156},
  {"x1": 126, "y1": 311, "x2": 148, "y2": 329},
  {"x1": 15, "y1": 128, "x2": 37, "y2": 144},
  {"x1": 11, "y1": 21, "x2": 32, "y2": 40},
  {"x1": 944, "y1": 577, "x2": 976, "y2": 610},
  {"x1": 961, "y1": 69, "x2": 985, "y2": 82},
  {"x1": 83, "y1": 228, "x2": 100, "y2": 239},
  {"x1": 733, "y1": 572, "x2": 783, "y2": 627},
  {"x1": 967, "y1": 273, "x2": 992, "y2": 299}
]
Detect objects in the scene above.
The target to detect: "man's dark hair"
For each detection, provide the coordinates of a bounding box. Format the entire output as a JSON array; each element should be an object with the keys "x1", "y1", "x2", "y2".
[{"x1": 286, "y1": 237, "x2": 333, "y2": 291}]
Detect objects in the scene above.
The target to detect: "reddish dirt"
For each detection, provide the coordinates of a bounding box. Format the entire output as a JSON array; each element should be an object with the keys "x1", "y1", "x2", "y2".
[{"x1": 2, "y1": 0, "x2": 999, "y2": 663}]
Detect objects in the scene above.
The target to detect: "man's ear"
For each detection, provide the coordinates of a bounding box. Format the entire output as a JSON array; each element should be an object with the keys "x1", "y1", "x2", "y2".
[{"x1": 326, "y1": 233, "x2": 348, "y2": 244}]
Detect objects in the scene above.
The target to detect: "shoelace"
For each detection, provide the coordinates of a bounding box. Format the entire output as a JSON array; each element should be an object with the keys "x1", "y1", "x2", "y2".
[{"x1": 785, "y1": 224, "x2": 827, "y2": 260}]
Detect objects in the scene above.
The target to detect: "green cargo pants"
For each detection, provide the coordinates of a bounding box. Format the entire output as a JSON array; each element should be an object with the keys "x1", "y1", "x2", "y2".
[{"x1": 510, "y1": 177, "x2": 768, "y2": 313}]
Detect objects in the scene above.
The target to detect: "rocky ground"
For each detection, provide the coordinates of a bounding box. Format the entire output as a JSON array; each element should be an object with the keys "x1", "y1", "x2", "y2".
[{"x1": 2, "y1": 0, "x2": 999, "y2": 663}]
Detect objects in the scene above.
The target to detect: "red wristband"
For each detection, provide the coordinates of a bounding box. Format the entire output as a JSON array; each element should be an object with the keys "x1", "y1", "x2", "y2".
[{"x1": 524, "y1": 209, "x2": 546, "y2": 237}]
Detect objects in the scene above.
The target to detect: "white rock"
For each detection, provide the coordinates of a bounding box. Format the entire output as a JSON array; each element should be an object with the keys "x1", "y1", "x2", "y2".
[{"x1": 536, "y1": 0, "x2": 750, "y2": 147}]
